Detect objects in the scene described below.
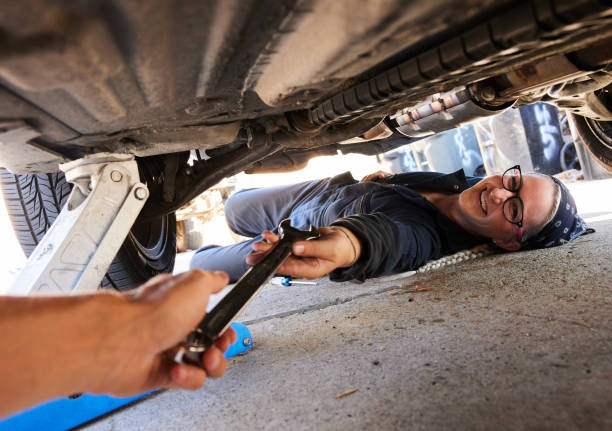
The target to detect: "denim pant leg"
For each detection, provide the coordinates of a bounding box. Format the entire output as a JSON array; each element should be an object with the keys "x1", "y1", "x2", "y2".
[
  {"x1": 189, "y1": 237, "x2": 260, "y2": 282},
  {"x1": 223, "y1": 178, "x2": 330, "y2": 237}
]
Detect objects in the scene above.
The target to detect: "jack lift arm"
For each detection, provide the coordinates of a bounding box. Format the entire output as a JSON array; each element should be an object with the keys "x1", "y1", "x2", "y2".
[{"x1": 7, "y1": 153, "x2": 148, "y2": 296}]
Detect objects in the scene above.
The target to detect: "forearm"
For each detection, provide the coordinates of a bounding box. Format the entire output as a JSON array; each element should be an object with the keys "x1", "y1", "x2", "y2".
[
  {"x1": 328, "y1": 225, "x2": 362, "y2": 267},
  {"x1": 331, "y1": 213, "x2": 437, "y2": 281},
  {"x1": 330, "y1": 213, "x2": 403, "y2": 281},
  {"x1": 0, "y1": 270, "x2": 233, "y2": 419},
  {"x1": 0, "y1": 293, "x2": 132, "y2": 417}
]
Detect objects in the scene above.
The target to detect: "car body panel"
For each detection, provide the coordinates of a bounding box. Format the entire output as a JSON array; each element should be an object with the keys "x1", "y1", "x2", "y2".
[{"x1": 0, "y1": 0, "x2": 611, "y2": 176}]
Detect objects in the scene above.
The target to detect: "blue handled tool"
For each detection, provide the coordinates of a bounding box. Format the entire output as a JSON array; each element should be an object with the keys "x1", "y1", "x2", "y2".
[{"x1": 271, "y1": 276, "x2": 317, "y2": 286}]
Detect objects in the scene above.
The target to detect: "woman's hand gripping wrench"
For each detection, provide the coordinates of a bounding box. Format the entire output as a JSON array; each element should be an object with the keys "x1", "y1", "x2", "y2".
[{"x1": 174, "y1": 219, "x2": 320, "y2": 367}]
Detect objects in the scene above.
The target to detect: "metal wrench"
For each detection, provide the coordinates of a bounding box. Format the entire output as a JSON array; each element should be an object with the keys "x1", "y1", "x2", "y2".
[{"x1": 174, "y1": 219, "x2": 320, "y2": 367}]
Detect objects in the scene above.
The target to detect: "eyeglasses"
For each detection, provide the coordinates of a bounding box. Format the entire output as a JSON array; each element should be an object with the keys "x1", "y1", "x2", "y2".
[{"x1": 501, "y1": 165, "x2": 524, "y2": 242}]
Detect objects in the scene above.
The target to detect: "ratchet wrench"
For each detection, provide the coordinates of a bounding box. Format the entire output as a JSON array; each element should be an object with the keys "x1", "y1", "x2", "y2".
[{"x1": 174, "y1": 219, "x2": 320, "y2": 367}]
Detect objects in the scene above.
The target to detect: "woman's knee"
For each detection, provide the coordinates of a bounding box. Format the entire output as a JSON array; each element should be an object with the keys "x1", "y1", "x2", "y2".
[
  {"x1": 224, "y1": 190, "x2": 245, "y2": 217},
  {"x1": 224, "y1": 189, "x2": 262, "y2": 235},
  {"x1": 224, "y1": 197, "x2": 244, "y2": 234}
]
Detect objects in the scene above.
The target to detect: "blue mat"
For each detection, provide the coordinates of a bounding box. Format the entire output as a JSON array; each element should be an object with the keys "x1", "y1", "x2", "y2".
[{"x1": 0, "y1": 322, "x2": 253, "y2": 431}]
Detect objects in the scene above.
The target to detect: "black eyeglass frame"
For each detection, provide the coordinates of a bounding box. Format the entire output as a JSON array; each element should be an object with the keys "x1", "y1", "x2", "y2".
[{"x1": 501, "y1": 165, "x2": 524, "y2": 230}]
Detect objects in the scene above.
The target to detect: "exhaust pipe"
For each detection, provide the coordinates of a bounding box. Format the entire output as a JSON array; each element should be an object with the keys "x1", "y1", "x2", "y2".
[{"x1": 388, "y1": 84, "x2": 515, "y2": 138}]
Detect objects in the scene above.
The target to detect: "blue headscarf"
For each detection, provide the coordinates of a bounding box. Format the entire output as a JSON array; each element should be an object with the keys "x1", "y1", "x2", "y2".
[{"x1": 522, "y1": 176, "x2": 594, "y2": 250}]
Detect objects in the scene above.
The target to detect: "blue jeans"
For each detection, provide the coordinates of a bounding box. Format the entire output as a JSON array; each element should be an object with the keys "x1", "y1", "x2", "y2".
[{"x1": 189, "y1": 175, "x2": 350, "y2": 282}]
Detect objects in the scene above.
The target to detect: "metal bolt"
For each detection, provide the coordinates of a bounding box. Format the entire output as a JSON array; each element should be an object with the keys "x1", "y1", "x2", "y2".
[
  {"x1": 134, "y1": 187, "x2": 148, "y2": 200},
  {"x1": 245, "y1": 127, "x2": 254, "y2": 149},
  {"x1": 479, "y1": 86, "x2": 496, "y2": 102},
  {"x1": 243, "y1": 337, "x2": 252, "y2": 347},
  {"x1": 110, "y1": 170, "x2": 123, "y2": 182}
]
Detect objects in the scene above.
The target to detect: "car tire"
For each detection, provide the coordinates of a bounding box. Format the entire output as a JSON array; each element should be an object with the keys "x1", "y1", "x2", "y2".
[
  {"x1": 0, "y1": 169, "x2": 176, "y2": 291},
  {"x1": 568, "y1": 114, "x2": 612, "y2": 173},
  {"x1": 559, "y1": 141, "x2": 581, "y2": 172}
]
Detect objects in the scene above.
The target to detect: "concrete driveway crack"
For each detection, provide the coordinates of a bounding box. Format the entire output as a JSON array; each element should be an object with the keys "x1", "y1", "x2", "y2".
[{"x1": 242, "y1": 284, "x2": 406, "y2": 326}]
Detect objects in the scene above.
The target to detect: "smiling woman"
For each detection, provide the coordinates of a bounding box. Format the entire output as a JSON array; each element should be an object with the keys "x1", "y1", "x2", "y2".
[
  {"x1": 453, "y1": 166, "x2": 571, "y2": 250},
  {"x1": 190, "y1": 168, "x2": 593, "y2": 283},
  {"x1": 432, "y1": 168, "x2": 592, "y2": 252}
]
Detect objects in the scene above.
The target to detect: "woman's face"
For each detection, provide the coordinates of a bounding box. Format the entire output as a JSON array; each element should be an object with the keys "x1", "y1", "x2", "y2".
[{"x1": 456, "y1": 174, "x2": 556, "y2": 250}]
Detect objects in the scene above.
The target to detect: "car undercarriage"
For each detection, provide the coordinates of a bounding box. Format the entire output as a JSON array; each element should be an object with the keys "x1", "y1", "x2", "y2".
[{"x1": 1, "y1": 0, "x2": 611, "y2": 292}]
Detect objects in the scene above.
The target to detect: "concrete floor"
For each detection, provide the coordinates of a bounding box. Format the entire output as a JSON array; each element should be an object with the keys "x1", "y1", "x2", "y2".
[{"x1": 83, "y1": 217, "x2": 612, "y2": 431}]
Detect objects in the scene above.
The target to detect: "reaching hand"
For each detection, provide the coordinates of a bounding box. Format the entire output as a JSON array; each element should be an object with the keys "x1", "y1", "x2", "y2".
[
  {"x1": 0, "y1": 269, "x2": 236, "y2": 419},
  {"x1": 98, "y1": 270, "x2": 236, "y2": 395},
  {"x1": 246, "y1": 227, "x2": 361, "y2": 279},
  {"x1": 360, "y1": 170, "x2": 392, "y2": 183}
]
